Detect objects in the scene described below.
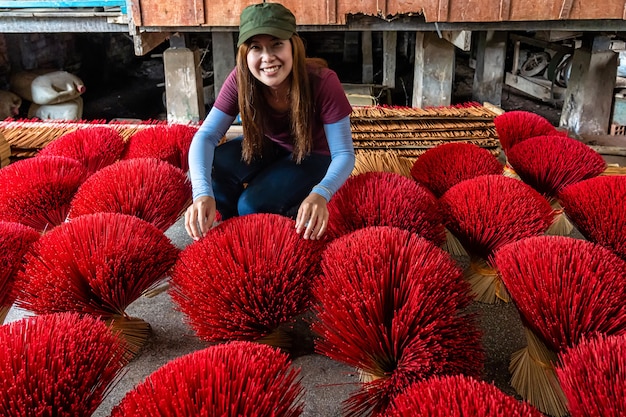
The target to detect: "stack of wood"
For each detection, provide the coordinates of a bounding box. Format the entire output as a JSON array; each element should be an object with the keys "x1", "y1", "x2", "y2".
[
  {"x1": 349, "y1": 103, "x2": 502, "y2": 177},
  {"x1": 0, "y1": 119, "x2": 170, "y2": 161},
  {"x1": 350, "y1": 104, "x2": 501, "y2": 157}
]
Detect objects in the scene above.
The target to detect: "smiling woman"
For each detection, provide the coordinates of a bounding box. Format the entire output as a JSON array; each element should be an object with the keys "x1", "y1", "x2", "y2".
[
  {"x1": 248, "y1": 34, "x2": 294, "y2": 113},
  {"x1": 184, "y1": 2, "x2": 355, "y2": 242}
]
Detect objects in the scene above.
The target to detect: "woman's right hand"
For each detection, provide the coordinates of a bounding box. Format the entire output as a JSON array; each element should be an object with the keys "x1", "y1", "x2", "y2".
[{"x1": 184, "y1": 196, "x2": 217, "y2": 240}]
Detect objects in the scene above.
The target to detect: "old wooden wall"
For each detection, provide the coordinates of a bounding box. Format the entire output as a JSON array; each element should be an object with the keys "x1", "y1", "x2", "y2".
[{"x1": 130, "y1": 0, "x2": 626, "y2": 27}]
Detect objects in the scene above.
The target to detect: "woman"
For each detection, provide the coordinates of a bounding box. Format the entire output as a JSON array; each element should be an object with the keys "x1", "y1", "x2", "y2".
[{"x1": 185, "y1": 2, "x2": 355, "y2": 241}]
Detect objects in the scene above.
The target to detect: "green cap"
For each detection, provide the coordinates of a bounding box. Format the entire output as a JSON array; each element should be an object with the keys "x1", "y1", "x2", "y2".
[{"x1": 237, "y1": 3, "x2": 296, "y2": 47}]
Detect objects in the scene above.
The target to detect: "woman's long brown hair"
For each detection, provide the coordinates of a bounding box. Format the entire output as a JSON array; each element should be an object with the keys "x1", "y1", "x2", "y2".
[{"x1": 236, "y1": 34, "x2": 326, "y2": 164}]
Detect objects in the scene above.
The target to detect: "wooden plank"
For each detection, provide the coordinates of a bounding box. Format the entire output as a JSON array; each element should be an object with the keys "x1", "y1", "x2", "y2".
[
  {"x1": 205, "y1": 0, "x2": 346, "y2": 27},
  {"x1": 437, "y1": 0, "x2": 448, "y2": 21},
  {"x1": 379, "y1": 0, "x2": 389, "y2": 16},
  {"x1": 588, "y1": 145, "x2": 626, "y2": 156},
  {"x1": 135, "y1": 0, "x2": 204, "y2": 26},
  {"x1": 341, "y1": 0, "x2": 391, "y2": 23},
  {"x1": 129, "y1": 0, "x2": 141, "y2": 25},
  {"x1": 438, "y1": 0, "x2": 626, "y2": 22},
  {"x1": 0, "y1": 0, "x2": 126, "y2": 10},
  {"x1": 279, "y1": 0, "x2": 335, "y2": 25},
  {"x1": 559, "y1": 0, "x2": 575, "y2": 19},
  {"x1": 507, "y1": 0, "x2": 626, "y2": 21},
  {"x1": 127, "y1": 0, "x2": 626, "y2": 28},
  {"x1": 504, "y1": 72, "x2": 554, "y2": 101},
  {"x1": 499, "y1": 0, "x2": 511, "y2": 20},
  {"x1": 326, "y1": 0, "x2": 337, "y2": 24}
]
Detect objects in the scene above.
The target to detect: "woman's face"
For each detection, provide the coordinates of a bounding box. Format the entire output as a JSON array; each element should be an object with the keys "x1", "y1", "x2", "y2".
[{"x1": 246, "y1": 34, "x2": 293, "y2": 90}]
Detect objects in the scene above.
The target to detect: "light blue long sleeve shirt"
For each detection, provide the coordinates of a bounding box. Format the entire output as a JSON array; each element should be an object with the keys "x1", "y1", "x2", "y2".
[{"x1": 188, "y1": 107, "x2": 354, "y2": 202}]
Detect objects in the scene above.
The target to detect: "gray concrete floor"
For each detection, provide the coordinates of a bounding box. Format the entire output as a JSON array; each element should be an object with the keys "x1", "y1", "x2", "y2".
[{"x1": 6, "y1": 216, "x2": 528, "y2": 416}]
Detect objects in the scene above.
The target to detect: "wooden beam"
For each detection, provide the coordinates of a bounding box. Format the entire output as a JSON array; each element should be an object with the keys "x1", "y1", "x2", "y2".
[
  {"x1": 0, "y1": 0, "x2": 127, "y2": 12},
  {"x1": 441, "y1": 30, "x2": 471, "y2": 51},
  {"x1": 588, "y1": 145, "x2": 626, "y2": 156},
  {"x1": 133, "y1": 31, "x2": 170, "y2": 56}
]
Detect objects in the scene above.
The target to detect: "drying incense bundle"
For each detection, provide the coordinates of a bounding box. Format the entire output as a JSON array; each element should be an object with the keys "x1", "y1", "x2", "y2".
[
  {"x1": 556, "y1": 333, "x2": 626, "y2": 417},
  {"x1": 493, "y1": 110, "x2": 566, "y2": 154},
  {"x1": 37, "y1": 126, "x2": 126, "y2": 174},
  {"x1": 558, "y1": 175, "x2": 626, "y2": 260},
  {"x1": 0, "y1": 155, "x2": 88, "y2": 232},
  {"x1": 0, "y1": 221, "x2": 39, "y2": 324},
  {"x1": 410, "y1": 143, "x2": 505, "y2": 257},
  {"x1": 349, "y1": 103, "x2": 501, "y2": 161},
  {"x1": 410, "y1": 142, "x2": 504, "y2": 198},
  {"x1": 326, "y1": 171, "x2": 445, "y2": 245},
  {"x1": 15, "y1": 212, "x2": 180, "y2": 357},
  {"x1": 352, "y1": 150, "x2": 415, "y2": 178},
  {"x1": 387, "y1": 375, "x2": 544, "y2": 416},
  {"x1": 170, "y1": 213, "x2": 326, "y2": 348},
  {"x1": 313, "y1": 226, "x2": 484, "y2": 416},
  {"x1": 440, "y1": 174, "x2": 555, "y2": 303},
  {"x1": 69, "y1": 158, "x2": 192, "y2": 232},
  {"x1": 110, "y1": 341, "x2": 304, "y2": 416},
  {"x1": 0, "y1": 118, "x2": 175, "y2": 160},
  {"x1": 493, "y1": 235, "x2": 626, "y2": 417},
  {"x1": 506, "y1": 134, "x2": 606, "y2": 236},
  {"x1": 122, "y1": 123, "x2": 198, "y2": 172},
  {"x1": 0, "y1": 312, "x2": 129, "y2": 416}
]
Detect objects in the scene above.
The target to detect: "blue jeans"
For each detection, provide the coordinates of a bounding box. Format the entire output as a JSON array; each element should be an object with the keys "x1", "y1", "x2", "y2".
[{"x1": 212, "y1": 137, "x2": 331, "y2": 219}]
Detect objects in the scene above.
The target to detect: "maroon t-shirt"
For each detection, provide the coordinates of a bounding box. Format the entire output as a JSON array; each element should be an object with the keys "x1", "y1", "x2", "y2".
[{"x1": 214, "y1": 65, "x2": 352, "y2": 156}]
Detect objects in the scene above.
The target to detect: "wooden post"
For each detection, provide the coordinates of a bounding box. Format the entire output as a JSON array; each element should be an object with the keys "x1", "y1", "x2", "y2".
[
  {"x1": 560, "y1": 35, "x2": 618, "y2": 135},
  {"x1": 383, "y1": 31, "x2": 397, "y2": 89},
  {"x1": 472, "y1": 30, "x2": 507, "y2": 106},
  {"x1": 163, "y1": 38, "x2": 205, "y2": 123},
  {"x1": 412, "y1": 32, "x2": 455, "y2": 108},
  {"x1": 361, "y1": 31, "x2": 373, "y2": 84},
  {"x1": 212, "y1": 32, "x2": 236, "y2": 99}
]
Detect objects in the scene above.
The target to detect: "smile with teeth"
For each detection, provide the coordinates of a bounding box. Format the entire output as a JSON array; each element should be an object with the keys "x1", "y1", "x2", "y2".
[{"x1": 262, "y1": 65, "x2": 281, "y2": 74}]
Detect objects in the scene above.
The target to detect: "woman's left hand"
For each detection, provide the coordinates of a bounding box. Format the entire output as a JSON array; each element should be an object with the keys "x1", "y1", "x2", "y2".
[{"x1": 295, "y1": 193, "x2": 329, "y2": 240}]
